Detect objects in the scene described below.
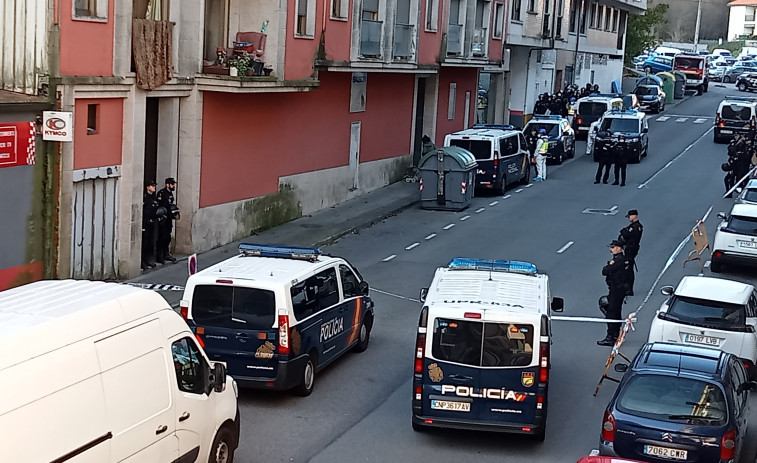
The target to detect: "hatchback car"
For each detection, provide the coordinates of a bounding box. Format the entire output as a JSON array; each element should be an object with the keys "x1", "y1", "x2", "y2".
[
  {"x1": 522, "y1": 115, "x2": 576, "y2": 164},
  {"x1": 736, "y1": 179, "x2": 757, "y2": 204},
  {"x1": 710, "y1": 62, "x2": 727, "y2": 81},
  {"x1": 711, "y1": 203, "x2": 757, "y2": 272},
  {"x1": 600, "y1": 342, "x2": 754, "y2": 463},
  {"x1": 722, "y1": 61, "x2": 757, "y2": 83},
  {"x1": 633, "y1": 85, "x2": 666, "y2": 113},
  {"x1": 736, "y1": 72, "x2": 757, "y2": 93},
  {"x1": 648, "y1": 275, "x2": 757, "y2": 377}
]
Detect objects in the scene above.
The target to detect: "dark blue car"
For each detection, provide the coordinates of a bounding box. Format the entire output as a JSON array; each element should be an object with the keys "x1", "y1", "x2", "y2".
[{"x1": 600, "y1": 342, "x2": 755, "y2": 463}]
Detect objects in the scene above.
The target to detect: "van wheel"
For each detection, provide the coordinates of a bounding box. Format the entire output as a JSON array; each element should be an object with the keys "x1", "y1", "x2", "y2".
[
  {"x1": 739, "y1": 82, "x2": 748, "y2": 92},
  {"x1": 520, "y1": 162, "x2": 531, "y2": 185},
  {"x1": 498, "y1": 175, "x2": 507, "y2": 195},
  {"x1": 209, "y1": 426, "x2": 235, "y2": 463},
  {"x1": 534, "y1": 425, "x2": 546, "y2": 442},
  {"x1": 568, "y1": 141, "x2": 575, "y2": 158},
  {"x1": 710, "y1": 260, "x2": 723, "y2": 273},
  {"x1": 293, "y1": 353, "x2": 316, "y2": 397},
  {"x1": 697, "y1": 85, "x2": 704, "y2": 95},
  {"x1": 353, "y1": 316, "x2": 372, "y2": 353}
]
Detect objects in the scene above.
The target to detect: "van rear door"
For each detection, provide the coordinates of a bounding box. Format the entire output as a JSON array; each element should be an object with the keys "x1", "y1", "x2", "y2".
[
  {"x1": 190, "y1": 284, "x2": 278, "y2": 380},
  {"x1": 447, "y1": 138, "x2": 495, "y2": 188}
]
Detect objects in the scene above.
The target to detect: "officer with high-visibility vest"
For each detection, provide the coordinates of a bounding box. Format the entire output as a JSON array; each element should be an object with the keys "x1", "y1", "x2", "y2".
[{"x1": 534, "y1": 129, "x2": 549, "y2": 182}]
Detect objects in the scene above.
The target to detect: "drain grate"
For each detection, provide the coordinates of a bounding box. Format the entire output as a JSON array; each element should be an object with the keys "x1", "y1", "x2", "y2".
[{"x1": 582, "y1": 208, "x2": 619, "y2": 216}]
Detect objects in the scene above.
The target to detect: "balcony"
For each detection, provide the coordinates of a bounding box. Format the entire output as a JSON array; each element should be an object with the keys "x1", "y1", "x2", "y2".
[
  {"x1": 472, "y1": 28, "x2": 487, "y2": 57},
  {"x1": 360, "y1": 19, "x2": 383, "y2": 57},
  {"x1": 448, "y1": 24, "x2": 463, "y2": 55},
  {"x1": 394, "y1": 23, "x2": 414, "y2": 58}
]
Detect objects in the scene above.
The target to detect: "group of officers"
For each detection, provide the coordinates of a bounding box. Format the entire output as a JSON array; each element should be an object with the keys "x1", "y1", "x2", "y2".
[
  {"x1": 723, "y1": 132, "x2": 757, "y2": 197},
  {"x1": 532, "y1": 83, "x2": 601, "y2": 118},
  {"x1": 597, "y1": 209, "x2": 644, "y2": 346},
  {"x1": 594, "y1": 134, "x2": 632, "y2": 186},
  {"x1": 142, "y1": 178, "x2": 180, "y2": 270}
]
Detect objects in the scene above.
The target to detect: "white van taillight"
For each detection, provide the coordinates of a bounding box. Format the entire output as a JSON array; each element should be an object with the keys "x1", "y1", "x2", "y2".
[
  {"x1": 180, "y1": 302, "x2": 189, "y2": 321},
  {"x1": 539, "y1": 342, "x2": 549, "y2": 383},
  {"x1": 602, "y1": 410, "x2": 616, "y2": 442},
  {"x1": 493, "y1": 150, "x2": 499, "y2": 167},
  {"x1": 414, "y1": 333, "x2": 426, "y2": 374},
  {"x1": 721, "y1": 428, "x2": 737, "y2": 460},
  {"x1": 278, "y1": 311, "x2": 290, "y2": 355}
]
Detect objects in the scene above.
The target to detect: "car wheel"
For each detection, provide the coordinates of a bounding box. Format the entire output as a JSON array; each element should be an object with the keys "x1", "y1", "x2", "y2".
[
  {"x1": 710, "y1": 260, "x2": 723, "y2": 273},
  {"x1": 644, "y1": 66, "x2": 652, "y2": 74},
  {"x1": 520, "y1": 161, "x2": 531, "y2": 185},
  {"x1": 642, "y1": 143, "x2": 648, "y2": 158},
  {"x1": 498, "y1": 175, "x2": 507, "y2": 195},
  {"x1": 568, "y1": 140, "x2": 575, "y2": 158},
  {"x1": 739, "y1": 82, "x2": 748, "y2": 92},
  {"x1": 209, "y1": 426, "x2": 236, "y2": 463},
  {"x1": 293, "y1": 353, "x2": 316, "y2": 397},
  {"x1": 353, "y1": 316, "x2": 372, "y2": 353},
  {"x1": 703, "y1": 82, "x2": 709, "y2": 93},
  {"x1": 724, "y1": 75, "x2": 731, "y2": 83},
  {"x1": 697, "y1": 85, "x2": 704, "y2": 95}
]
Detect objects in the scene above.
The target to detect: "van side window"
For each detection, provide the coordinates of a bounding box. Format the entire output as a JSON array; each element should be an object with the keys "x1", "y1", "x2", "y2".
[
  {"x1": 340, "y1": 265, "x2": 361, "y2": 298},
  {"x1": 171, "y1": 338, "x2": 207, "y2": 395},
  {"x1": 315, "y1": 267, "x2": 340, "y2": 311},
  {"x1": 518, "y1": 133, "x2": 527, "y2": 151},
  {"x1": 291, "y1": 277, "x2": 319, "y2": 320},
  {"x1": 748, "y1": 292, "x2": 757, "y2": 318}
]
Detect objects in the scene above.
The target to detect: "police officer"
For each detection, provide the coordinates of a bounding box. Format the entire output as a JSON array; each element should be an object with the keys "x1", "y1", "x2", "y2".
[
  {"x1": 618, "y1": 209, "x2": 643, "y2": 296},
  {"x1": 142, "y1": 181, "x2": 159, "y2": 270},
  {"x1": 735, "y1": 136, "x2": 753, "y2": 190},
  {"x1": 612, "y1": 134, "x2": 628, "y2": 186},
  {"x1": 594, "y1": 131, "x2": 614, "y2": 184},
  {"x1": 534, "y1": 129, "x2": 549, "y2": 182},
  {"x1": 598, "y1": 240, "x2": 632, "y2": 346},
  {"x1": 156, "y1": 177, "x2": 179, "y2": 264}
]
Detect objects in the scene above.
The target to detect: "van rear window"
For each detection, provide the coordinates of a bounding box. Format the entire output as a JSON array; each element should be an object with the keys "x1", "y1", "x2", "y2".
[
  {"x1": 722, "y1": 105, "x2": 752, "y2": 120},
  {"x1": 431, "y1": 318, "x2": 534, "y2": 367},
  {"x1": 192, "y1": 285, "x2": 276, "y2": 330},
  {"x1": 578, "y1": 102, "x2": 607, "y2": 116},
  {"x1": 448, "y1": 139, "x2": 492, "y2": 160}
]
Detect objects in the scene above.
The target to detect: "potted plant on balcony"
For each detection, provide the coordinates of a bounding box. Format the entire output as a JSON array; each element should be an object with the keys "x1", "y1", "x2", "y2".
[{"x1": 228, "y1": 52, "x2": 253, "y2": 77}]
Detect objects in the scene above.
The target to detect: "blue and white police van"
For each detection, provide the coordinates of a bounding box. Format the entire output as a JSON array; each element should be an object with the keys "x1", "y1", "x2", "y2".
[
  {"x1": 180, "y1": 244, "x2": 374, "y2": 396},
  {"x1": 411, "y1": 259, "x2": 564, "y2": 440}
]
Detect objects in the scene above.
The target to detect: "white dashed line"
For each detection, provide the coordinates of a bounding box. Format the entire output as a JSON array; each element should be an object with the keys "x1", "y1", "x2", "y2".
[
  {"x1": 489, "y1": 201, "x2": 499, "y2": 206},
  {"x1": 609, "y1": 205, "x2": 618, "y2": 212},
  {"x1": 503, "y1": 194, "x2": 512, "y2": 199},
  {"x1": 382, "y1": 255, "x2": 397, "y2": 262},
  {"x1": 694, "y1": 118, "x2": 707, "y2": 124},
  {"x1": 406, "y1": 242, "x2": 420, "y2": 250},
  {"x1": 460, "y1": 215, "x2": 471, "y2": 221},
  {"x1": 675, "y1": 117, "x2": 688, "y2": 123},
  {"x1": 371, "y1": 287, "x2": 421, "y2": 303},
  {"x1": 704, "y1": 260, "x2": 711, "y2": 268},
  {"x1": 556, "y1": 241, "x2": 574, "y2": 254},
  {"x1": 443, "y1": 223, "x2": 456, "y2": 230},
  {"x1": 525, "y1": 184, "x2": 534, "y2": 188},
  {"x1": 515, "y1": 188, "x2": 524, "y2": 193},
  {"x1": 656, "y1": 116, "x2": 670, "y2": 121},
  {"x1": 475, "y1": 207, "x2": 486, "y2": 213},
  {"x1": 425, "y1": 233, "x2": 437, "y2": 240}
]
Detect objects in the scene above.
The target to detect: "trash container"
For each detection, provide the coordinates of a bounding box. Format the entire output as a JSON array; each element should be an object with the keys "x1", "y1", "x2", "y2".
[
  {"x1": 656, "y1": 71, "x2": 675, "y2": 104},
  {"x1": 419, "y1": 146, "x2": 477, "y2": 211},
  {"x1": 636, "y1": 75, "x2": 663, "y2": 88},
  {"x1": 672, "y1": 70, "x2": 686, "y2": 99}
]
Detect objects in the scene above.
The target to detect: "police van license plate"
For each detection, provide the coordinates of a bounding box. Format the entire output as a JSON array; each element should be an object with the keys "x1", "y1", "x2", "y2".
[
  {"x1": 684, "y1": 333, "x2": 720, "y2": 346},
  {"x1": 431, "y1": 400, "x2": 470, "y2": 412},
  {"x1": 720, "y1": 130, "x2": 733, "y2": 134},
  {"x1": 738, "y1": 240, "x2": 757, "y2": 249},
  {"x1": 643, "y1": 445, "x2": 687, "y2": 460}
]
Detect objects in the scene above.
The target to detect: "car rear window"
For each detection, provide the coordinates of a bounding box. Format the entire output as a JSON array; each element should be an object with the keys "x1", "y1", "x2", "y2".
[
  {"x1": 721, "y1": 104, "x2": 753, "y2": 120},
  {"x1": 449, "y1": 139, "x2": 492, "y2": 160},
  {"x1": 579, "y1": 102, "x2": 607, "y2": 116},
  {"x1": 726, "y1": 214, "x2": 757, "y2": 236},
  {"x1": 742, "y1": 189, "x2": 757, "y2": 202},
  {"x1": 192, "y1": 285, "x2": 276, "y2": 330},
  {"x1": 617, "y1": 375, "x2": 726, "y2": 425},
  {"x1": 666, "y1": 296, "x2": 746, "y2": 330},
  {"x1": 525, "y1": 123, "x2": 559, "y2": 137},
  {"x1": 431, "y1": 318, "x2": 534, "y2": 367},
  {"x1": 599, "y1": 118, "x2": 639, "y2": 133}
]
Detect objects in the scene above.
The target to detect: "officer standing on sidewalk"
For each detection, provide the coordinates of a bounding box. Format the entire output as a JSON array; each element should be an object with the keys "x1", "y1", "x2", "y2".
[
  {"x1": 156, "y1": 177, "x2": 179, "y2": 264},
  {"x1": 594, "y1": 132, "x2": 614, "y2": 184},
  {"x1": 142, "y1": 181, "x2": 159, "y2": 270},
  {"x1": 618, "y1": 210, "x2": 643, "y2": 296},
  {"x1": 597, "y1": 240, "x2": 632, "y2": 346}
]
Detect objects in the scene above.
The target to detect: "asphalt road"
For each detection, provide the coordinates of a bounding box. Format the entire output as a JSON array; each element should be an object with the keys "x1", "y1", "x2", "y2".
[{"x1": 233, "y1": 83, "x2": 757, "y2": 463}]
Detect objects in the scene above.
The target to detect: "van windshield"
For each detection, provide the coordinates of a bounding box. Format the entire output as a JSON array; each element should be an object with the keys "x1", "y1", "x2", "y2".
[
  {"x1": 578, "y1": 102, "x2": 607, "y2": 116},
  {"x1": 192, "y1": 285, "x2": 276, "y2": 330},
  {"x1": 448, "y1": 139, "x2": 492, "y2": 160},
  {"x1": 431, "y1": 318, "x2": 534, "y2": 367}
]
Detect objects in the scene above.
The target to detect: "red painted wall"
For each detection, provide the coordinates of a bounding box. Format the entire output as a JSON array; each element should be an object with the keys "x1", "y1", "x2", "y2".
[
  {"x1": 0, "y1": 262, "x2": 43, "y2": 292},
  {"x1": 488, "y1": 2, "x2": 505, "y2": 63},
  {"x1": 418, "y1": 0, "x2": 444, "y2": 65},
  {"x1": 435, "y1": 67, "x2": 477, "y2": 146},
  {"x1": 59, "y1": 0, "x2": 115, "y2": 76},
  {"x1": 199, "y1": 72, "x2": 415, "y2": 207},
  {"x1": 73, "y1": 98, "x2": 123, "y2": 170},
  {"x1": 324, "y1": 11, "x2": 353, "y2": 61},
  {"x1": 285, "y1": 0, "x2": 324, "y2": 79}
]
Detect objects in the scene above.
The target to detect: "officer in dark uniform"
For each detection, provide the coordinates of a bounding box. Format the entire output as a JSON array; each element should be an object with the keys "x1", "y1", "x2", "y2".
[
  {"x1": 597, "y1": 240, "x2": 631, "y2": 346},
  {"x1": 612, "y1": 134, "x2": 628, "y2": 186},
  {"x1": 142, "y1": 181, "x2": 159, "y2": 270},
  {"x1": 526, "y1": 127, "x2": 539, "y2": 156},
  {"x1": 735, "y1": 136, "x2": 753, "y2": 190},
  {"x1": 618, "y1": 209, "x2": 643, "y2": 296},
  {"x1": 156, "y1": 177, "x2": 179, "y2": 264},
  {"x1": 594, "y1": 132, "x2": 614, "y2": 184}
]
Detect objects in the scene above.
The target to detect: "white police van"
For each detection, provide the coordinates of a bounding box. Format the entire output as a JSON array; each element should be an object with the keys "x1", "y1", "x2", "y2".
[
  {"x1": 411, "y1": 258, "x2": 564, "y2": 440},
  {"x1": 181, "y1": 244, "x2": 374, "y2": 396}
]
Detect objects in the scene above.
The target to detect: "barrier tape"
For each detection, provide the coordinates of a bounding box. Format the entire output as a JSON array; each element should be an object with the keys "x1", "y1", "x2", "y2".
[{"x1": 124, "y1": 282, "x2": 185, "y2": 292}]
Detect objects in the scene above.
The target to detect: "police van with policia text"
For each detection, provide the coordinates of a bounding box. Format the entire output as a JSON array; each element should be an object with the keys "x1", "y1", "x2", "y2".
[
  {"x1": 411, "y1": 258, "x2": 564, "y2": 440},
  {"x1": 181, "y1": 244, "x2": 374, "y2": 397}
]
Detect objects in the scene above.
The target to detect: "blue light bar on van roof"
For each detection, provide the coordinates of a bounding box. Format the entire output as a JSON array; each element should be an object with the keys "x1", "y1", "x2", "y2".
[
  {"x1": 589, "y1": 93, "x2": 622, "y2": 98},
  {"x1": 608, "y1": 108, "x2": 638, "y2": 115},
  {"x1": 471, "y1": 124, "x2": 515, "y2": 130},
  {"x1": 238, "y1": 243, "x2": 321, "y2": 261},
  {"x1": 532, "y1": 115, "x2": 563, "y2": 120},
  {"x1": 447, "y1": 258, "x2": 537, "y2": 275}
]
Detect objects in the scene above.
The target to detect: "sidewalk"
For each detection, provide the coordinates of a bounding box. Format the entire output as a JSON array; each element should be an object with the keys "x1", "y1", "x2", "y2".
[{"x1": 129, "y1": 179, "x2": 421, "y2": 307}]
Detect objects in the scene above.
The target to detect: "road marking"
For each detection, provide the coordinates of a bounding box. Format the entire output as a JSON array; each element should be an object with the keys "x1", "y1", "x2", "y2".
[
  {"x1": 704, "y1": 260, "x2": 711, "y2": 268},
  {"x1": 663, "y1": 114, "x2": 713, "y2": 119},
  {"x1": 609, "y1": 205, "x2": 618, "y2": 212},
  {"x1": 489, "y1": 201, "x2": 499, "y2": 206},
  {"x1": 443, "y1": 223, "x2": 455, "y2": 230},
  {"x1": 382, "y1": 255, "x2": 397, "y2": 262},
  {"x1": 371, "y1": 287, "x2": 420, "y2": 303},
  {"x1": 675, "y1": 117, "x2": 688, "y2": 123},
  {"x1": 405, "y1": 242, "x2": 420, "y2": 250},
  {"x1": 425, "y1": 233, "x2": 437, "y2": 240},
  {"x1": 694, "y1": 118, "x2": 707, "y2": 124},
  {"x1": 525, "y1": 183, "x2": 534, "y2": 188},
  {"x1": 503, "y1": 194, "x2": 512, "y2": 199},
  {"x1": 556, "y1": 241, "x2": 574, "y2": 254},
  {"x1": 656, "y1": 116, "x2": 670, "y2": 121},
  {"x1": 515, "y1": 188, "x2": 524, "y2": 193},
  {"x1": 638, "y1": 127, "x2": 714, "y2": 189},
  {"x1": 475, "y1": 207, "x2": 486, "y2": 213},
  {"x1": 460, "y1": 215, "x2": 471, "y2": 221}
]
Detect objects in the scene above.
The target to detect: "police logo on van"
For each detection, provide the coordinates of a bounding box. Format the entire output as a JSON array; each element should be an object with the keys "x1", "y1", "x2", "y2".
[
  {"x1": 522, "y1": 372, "x2": 535, "y2": 387},
  {"x1": 320, "y1": 317, "x2": 344, "y2": 342},
  {"x1": 255, "y1": 341, "x2": 275, "y2": 359},
  {"x1": 428, "y1": 363, "x2": 444, "y2": 382},
  {"x1": 291, "y1": 327, "x2": 302, "y2": 355}
]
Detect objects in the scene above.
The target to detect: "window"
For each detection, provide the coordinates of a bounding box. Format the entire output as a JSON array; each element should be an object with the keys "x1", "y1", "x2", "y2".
[
  {"x1": 431, "y1": 318, "x2": 534, "y2": 367},
  {"x1": 612, "y1": 9, "x2": 618, "y2": 32},
  {"x1": 666, "y1": 296, "x2": 747, "y2": 330},
  {"x1": 87, "y1": 104, "x2": 99, "y2": 135},
  {"x1": 171, "y1": 338, "x2": 208, "y2": 395},
  {"x1": 296, "y1": 0, "x2": 315, "y2": 37},
  {"x1": 511, "y1": 0, "x2": 522, "y2": 21},
  {"x1": 569, "y1": 0, "x2": 577, "y2": 33},
  {"x1": 191, "y1": 285, "x2": 276, "y2": 330},
  {"x1": 448, "y1": 83, "x2": 456, "y2": 120},
  {"x1": 74, "y1": 0, "x2": 107, "y2": 20},
  {"x1": 426, "y1": 0, "x2": 439, "y2": 30},
  {"x1": 580, "y1": 2, "x2": 588, "y2": 33},
  {"x1": 605, "y1": 7, "x2": 612, "y2": 31},
  {"x1": 493, "y1": 2, "x2": 504, "y2": 38},
  {"x1": 519, "y1": 133, "x2": 527, "y2": 150},
  {"x1": 331, "y1": 0, "x2": 348, "y2": 19},
  {"x1": 363, "y1": 0, "x2": 380, "y2": 20},
  {"x1": 292, "y1": 268, "x2": 340, "y2": 319},
  {"x1": 597, "y1": 5, "x2": 604, "y2": 30},
  {"x1": 449, "y1": 139, "x2": 492, "y2": 160},
  {"x1": 599, "y1": 118, "x2": 639, "y2": 133},
  {"x1": 589, "y1": 2, "x2": 597, "y2": 28},
  {"x1": 340, "y1": 265, "x2": 361, "y2": 298},
  {"x1": 527, "y1": 0, "x2": 536, "y2": 13}
]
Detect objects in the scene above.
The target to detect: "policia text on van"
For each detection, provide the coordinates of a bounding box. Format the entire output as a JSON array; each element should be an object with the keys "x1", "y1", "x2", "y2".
[{"x1": 411, "y1": 259, "x2": 564, "y2": 441}]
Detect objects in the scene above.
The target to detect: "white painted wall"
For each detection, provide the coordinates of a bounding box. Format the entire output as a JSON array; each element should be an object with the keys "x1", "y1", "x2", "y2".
[
  {"x1": 729, "y1": 5, "x2": 748, "y2": 41},
  {"x1": 0, "y1": 0, "x2": 48, "y2": 94}
]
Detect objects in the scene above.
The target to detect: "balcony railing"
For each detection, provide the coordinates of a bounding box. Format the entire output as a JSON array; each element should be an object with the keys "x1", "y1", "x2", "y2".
[
  {"x1": 448, "y1": 23, "x2": 463, "y2": 54},
  {"x1": 394, "y1": 23, "x2": 414, "y2": 58},
  {"x1": 747, "y1": 15, "x2": 756, "y2": 21},
  {"x1": 360, "y1": 19, "x2": 383, "y2": 56},
  {"x1": 472, "y1": 27, "x2": 486, "y2": 56}
]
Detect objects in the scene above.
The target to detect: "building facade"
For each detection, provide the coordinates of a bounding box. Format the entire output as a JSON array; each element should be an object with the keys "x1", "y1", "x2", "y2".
[{"x1": 728, "y1": 0, "x2": 757, "y2": 40}]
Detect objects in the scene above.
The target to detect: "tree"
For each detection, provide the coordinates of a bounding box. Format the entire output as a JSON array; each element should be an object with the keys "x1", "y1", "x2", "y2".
[{"x1": 624, "y1": 4, "x2": 669, "y2": 65}]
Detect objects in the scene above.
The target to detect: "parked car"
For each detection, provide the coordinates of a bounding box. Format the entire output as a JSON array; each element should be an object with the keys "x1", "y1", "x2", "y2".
[
  {"x1": 736, "y1": 72, "x2": 757, "y2": 92},
  {"x1": 711, "y1": 203, "x2": 757, "y2": 272},
  {"x1": 522, "y1": 115, "x2": 576, "y2": 164},
  {"x1": 714, "y1": 95, "x2": 757, "y2": 143},
  {"x1": 722, "y1": 61, "x2": 757, "y2": 83},
  {"x1": 642, "y1": 56, "x2": 673, "y2": 74},
  {"x1": 709, "y1": 62, "x2": 727, "y2": 81},
  {"x1": 572, "y1": 94, "x2": 624, "y2": 138},
  {"x1": 599, "y1": 342, "x2": 755, "y2": 463},
  {"x1": 592, "y1": 109, "x2": 649, "y2": 163},
  {"x1": 713, "y1": 48, "x2": 734, "y2": 58},
  {"x1": 577, "y1": 457, "x2": 645, "y2": 463},
  {"x1": 736, "y1": 179, "x2": 757, "y2": 204},
  {"x1": 633, "y1": 85, "x2": 666, "y2": 113}
]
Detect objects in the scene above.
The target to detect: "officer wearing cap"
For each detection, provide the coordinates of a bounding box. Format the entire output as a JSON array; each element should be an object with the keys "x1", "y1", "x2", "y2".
[
  {"x1": 142, "y1": 181, "x2": 159, "y2": 270},
  {"x1": 598, "y1": 240, "x2": 631, "y2": 346},
  {"x1": 618, "y1": 209, "x2": 643, "y2": 296},
  {"x1": 156, "y1": 177, "x2": 179, "y2": 264}
]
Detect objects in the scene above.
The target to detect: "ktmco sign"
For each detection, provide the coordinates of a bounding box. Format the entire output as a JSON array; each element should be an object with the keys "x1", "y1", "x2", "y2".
[{"x1": 42, "y1": 111, "x2": 73, "y2": 142}]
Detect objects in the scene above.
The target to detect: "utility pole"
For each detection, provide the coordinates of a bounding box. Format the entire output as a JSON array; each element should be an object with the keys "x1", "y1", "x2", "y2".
[
  {"x1": 694, "y1": 0, "x2": 703, "y2": 46},
  {"x1": 572, "y1": 0, "x2": 583, "y2": 84}
]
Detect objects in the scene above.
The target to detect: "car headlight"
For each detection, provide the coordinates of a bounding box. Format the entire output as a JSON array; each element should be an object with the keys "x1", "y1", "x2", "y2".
[{"x1": 629, "y1": 138, "x2": 640, "y2": 143}]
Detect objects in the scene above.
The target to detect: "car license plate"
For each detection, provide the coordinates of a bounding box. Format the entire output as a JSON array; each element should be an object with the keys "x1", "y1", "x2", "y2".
[
  {"x1": 578, "y1": 126, "x2": 589, "y2": 131},
  {"x1": 684, "y1": 333, "x2": 720, "y2": 346},
  {"x1": 644, "y1": 445, "x2": 687, "y2": 460},
  {"x1": 431, "y1": 400, "x2": 470, "y2": 412},
  {"x1": 721, "y1": 130, "x2": 733, "y2": 134},
  {"x1": 738, "y1": 240, "x2": 757, "y2": 249}
]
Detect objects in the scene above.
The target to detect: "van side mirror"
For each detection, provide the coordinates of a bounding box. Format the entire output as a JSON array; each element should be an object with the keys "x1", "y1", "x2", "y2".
[
  {"x1": 419, "y1": 288, "x2": 429, "y2": 303},
  {"x1": 614, "y1": 363, "x2": 629, "y2": 373},
  {"x1": 211, "y1": 363, "x2": 227, "y2": 393},
  {"x1": 359, "y1": 281, "x2": 370, "y2": 296},
  {"x1": 660, "y1": 286, "x2": 674, "y2": 296},
  {"x1": 551, "y1": 297, "x2": 564, "y2": 312},
  {"x1": 642, "y1": 127, "x2": 648, "y2": 133}
]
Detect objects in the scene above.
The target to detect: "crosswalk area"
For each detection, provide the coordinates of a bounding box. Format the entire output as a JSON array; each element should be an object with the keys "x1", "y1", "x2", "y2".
[{"x1": 652, "y1": 114, "x2": 712, "y2": 124}]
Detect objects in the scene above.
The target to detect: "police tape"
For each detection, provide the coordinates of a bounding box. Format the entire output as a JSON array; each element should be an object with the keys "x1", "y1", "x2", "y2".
[
  {"x1": 123, "y1": 282, "x2": 185, "y2": 291},
  {"x1": 551, "y1": 315, "x2": 637, "y2": 324},
  {"x1": 723, "y1": 165, "x2": 757, "y2": 199}
]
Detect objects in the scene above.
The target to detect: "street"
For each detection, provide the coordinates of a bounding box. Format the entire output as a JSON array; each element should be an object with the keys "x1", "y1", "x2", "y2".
[{"x1": 223, "y1": 85, "x2": 757, "y2": 462}]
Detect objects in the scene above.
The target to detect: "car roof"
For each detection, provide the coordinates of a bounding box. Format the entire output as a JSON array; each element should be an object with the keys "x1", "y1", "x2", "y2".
[
  {"x1": 578, "y1": 96, "x2": 623, "y2": 103},
  {"x1": 446, "y1": 128, "x2": 519, "y2": 138},
  {"x1": 731, "y1": 202, "x2": 757, "y2": 218},
  {"x1": 634, "y1": 342, "x2": 726, "y2": 379},
  {"x1": 674, "y1": 275, "x2": 753, "y2": 305},
  {"x1": 603, "y1": 111, "x2": 644, "y2": 120}
]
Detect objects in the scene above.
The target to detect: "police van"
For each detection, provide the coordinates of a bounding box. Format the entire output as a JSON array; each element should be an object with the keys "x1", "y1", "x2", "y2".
[
  {"x1": 411, "y1": 258, "x2": 564, "y2": 440},
  {"x1": 181, "y1": 243, "x2": 374, "y2": 396},
  {"x1": 573, "y1": 94, "x2": 625, "y2": 138}
]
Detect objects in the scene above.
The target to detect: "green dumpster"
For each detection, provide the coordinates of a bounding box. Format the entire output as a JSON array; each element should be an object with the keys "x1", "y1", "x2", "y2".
[{"x1": 656, "y1": 72, "x2": 675, "y2": 104}]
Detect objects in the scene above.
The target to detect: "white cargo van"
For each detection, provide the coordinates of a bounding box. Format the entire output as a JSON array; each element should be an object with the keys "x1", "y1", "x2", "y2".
[{"x1": 0, "y1": 280, "x2": 239, "y2": 463}]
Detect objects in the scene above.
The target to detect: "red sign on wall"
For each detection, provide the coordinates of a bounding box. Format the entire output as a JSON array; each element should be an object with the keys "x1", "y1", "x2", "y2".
[{"x1": 0, "y1": 122, "x2": 35, "y2": 168}]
